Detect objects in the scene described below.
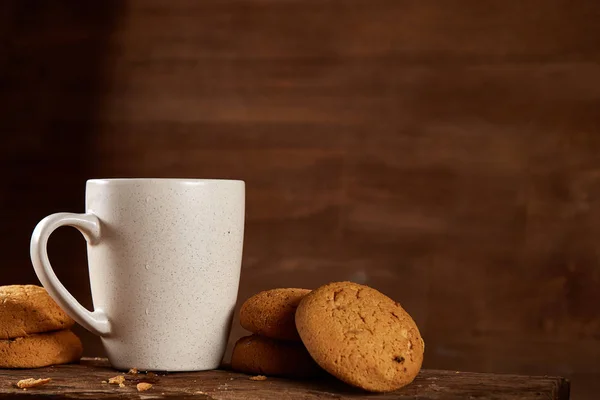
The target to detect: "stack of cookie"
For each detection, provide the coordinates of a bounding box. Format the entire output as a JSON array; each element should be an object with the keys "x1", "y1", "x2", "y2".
[
  {"x1": 232, "y1": 282, "x2": 425, "y2": 393},
  {"x1": 0, "y1": 285, "x2": 83, "y2": 368},
  {"x1": 231, "y1": 288, "x2": 322, "y2": 378}
]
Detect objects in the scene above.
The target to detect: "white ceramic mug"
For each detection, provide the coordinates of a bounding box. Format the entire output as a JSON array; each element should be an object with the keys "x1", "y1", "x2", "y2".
[{"x1": 30, "y1": 178, "x2": 245, "y2": 371}]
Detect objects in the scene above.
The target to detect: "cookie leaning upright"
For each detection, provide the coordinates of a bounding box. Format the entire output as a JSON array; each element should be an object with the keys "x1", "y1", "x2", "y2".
[
  {"x1": 0, "y1": 285, "x2": 74, "y2": 339},
  {"x1": 240, "y1": 288, "x2": 310, "y2": 341},
  {"x1": 295, "y1": 282, "x2": 424, "y2": 392}
]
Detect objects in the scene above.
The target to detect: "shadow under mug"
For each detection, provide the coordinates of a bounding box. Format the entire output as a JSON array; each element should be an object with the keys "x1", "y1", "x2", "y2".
[{"x1": 30, "y1": 178, "x2": 245, "y2": 371}]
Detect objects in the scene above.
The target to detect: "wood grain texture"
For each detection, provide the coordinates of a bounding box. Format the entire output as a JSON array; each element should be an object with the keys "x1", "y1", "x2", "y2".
[
  {"x1": 0, "y1": 358, "x2": 570, "y2": 400},
  {"x1": 0, "y1": 1, "x2": 598, "y2": 399}
]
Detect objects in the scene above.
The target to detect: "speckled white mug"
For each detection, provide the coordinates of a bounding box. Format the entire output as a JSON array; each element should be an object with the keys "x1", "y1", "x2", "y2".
[{"x1": 30, "y1": 178, "x2": 245, "y2": 371}]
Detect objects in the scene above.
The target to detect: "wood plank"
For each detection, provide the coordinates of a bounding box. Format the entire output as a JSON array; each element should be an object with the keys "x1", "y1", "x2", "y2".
[{"x1": 0, "y1": 358, "x2": 569, "y2": 400}]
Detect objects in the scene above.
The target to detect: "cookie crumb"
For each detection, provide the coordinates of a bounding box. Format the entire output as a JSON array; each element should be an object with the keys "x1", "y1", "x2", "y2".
[
  {"x1": 249, "y1": 375, "x2": 267, "y2": 381},
  {"x1": 128, "y1": 368, "x2": 139, "y2": 375},
  {"x1": 108, "y1": 375, "x2": 126, "y2": 386},
  {"x1": 101, "y1": 381, "x2": 107, "y2": 384},
  {"x1": 17, "y1": 378, "x2": 52, "y2": 389},
  {"x1": 137, "y1": 382, "x2": 152, "y2": 391},
  {"x1": 195, "y1": 391, "x2": 207, "y2": 394}
]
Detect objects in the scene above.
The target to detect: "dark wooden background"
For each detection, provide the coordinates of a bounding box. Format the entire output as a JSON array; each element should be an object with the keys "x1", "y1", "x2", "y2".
[{"x1": 1, "y1": 1, "x2": 599, "y2": 399}]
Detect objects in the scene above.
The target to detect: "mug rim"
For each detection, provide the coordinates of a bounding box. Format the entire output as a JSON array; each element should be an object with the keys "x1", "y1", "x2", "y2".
[{"x1": 87, "y1": 178, "x2": 245, "y2": 185}]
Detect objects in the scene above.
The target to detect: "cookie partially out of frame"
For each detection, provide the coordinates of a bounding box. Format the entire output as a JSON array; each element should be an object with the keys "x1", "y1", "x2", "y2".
[
  {"x1": 0, "y1": 285, "x2": 74, "y2": 339},
  {"x1": 0, "y1": 330, "x2": 83, "y2": 368},
  {"x1": 295, "y1": 282, "x2": 424, "y2": 392},
  {"x1": 239, "y1": 288, "x2": 310, "y2": 341},
  {"x1": 231, "y1": 335, "x2": 322, "y2": 378}
]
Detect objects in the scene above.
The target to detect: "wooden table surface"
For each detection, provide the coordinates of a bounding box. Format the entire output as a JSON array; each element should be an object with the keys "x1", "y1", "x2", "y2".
[{"x1": 0, "y1": 358, "x2": 569, "y2": 399}]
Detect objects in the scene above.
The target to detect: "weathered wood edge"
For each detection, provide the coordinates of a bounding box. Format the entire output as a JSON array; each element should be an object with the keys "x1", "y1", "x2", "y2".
[
  {"x1": 557, "y1": 377, "x2": 571, "y2": 400},
  {"x1": 0, "y1": 358, "x2": 570, "y2": 400}
]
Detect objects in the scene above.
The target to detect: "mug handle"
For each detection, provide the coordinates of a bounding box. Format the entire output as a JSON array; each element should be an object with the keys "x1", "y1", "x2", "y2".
[{"x1": 30, "y1": 212, "x2": 111, "y2": 336}]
